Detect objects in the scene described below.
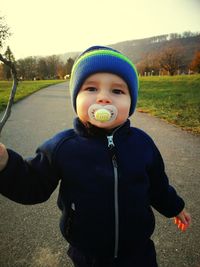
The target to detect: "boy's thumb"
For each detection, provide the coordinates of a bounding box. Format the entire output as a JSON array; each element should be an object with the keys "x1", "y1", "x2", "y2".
[{"x1": 0, "y1": 143, "x2": 9, "y2": 171}]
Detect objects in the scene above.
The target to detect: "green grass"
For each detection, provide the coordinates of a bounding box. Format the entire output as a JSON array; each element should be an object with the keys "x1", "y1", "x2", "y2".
[
  {"x1": 1, "y1": 76, "x2": 200, "y2": 134},
  {"x1": 0, "y1": 80, "x2": 65, "y2": 112},
  {"x1": 137, "y1": 75, "x2": 200, "y2": 134}
]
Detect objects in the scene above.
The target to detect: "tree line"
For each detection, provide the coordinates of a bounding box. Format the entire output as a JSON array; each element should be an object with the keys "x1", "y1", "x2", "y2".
[
  {"x1": 0, "y1": 46, "x2": 75, "y2": 80},
  {"x1": 0, "y1": 16, "x2": 200, "y2": 80},
  {"x1": 140, "y1": 31, "x2": 199, "y2": 44},
  {"x1": 1, "y1": 42, "x2": 199, "y2": 80},
  {"x1": 136, "y1": 39, "x2": 200, "y2": 76}
]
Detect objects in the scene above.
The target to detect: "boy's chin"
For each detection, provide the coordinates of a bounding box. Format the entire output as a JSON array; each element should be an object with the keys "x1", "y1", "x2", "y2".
[{"x1": 89, "y1": 120, "x2": 119, "y2": 130}]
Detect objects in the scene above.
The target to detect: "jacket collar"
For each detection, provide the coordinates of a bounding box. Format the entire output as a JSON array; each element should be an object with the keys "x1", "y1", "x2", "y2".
[{"x1": 73, "y1": 117, "x2": 131, "y2": 138}]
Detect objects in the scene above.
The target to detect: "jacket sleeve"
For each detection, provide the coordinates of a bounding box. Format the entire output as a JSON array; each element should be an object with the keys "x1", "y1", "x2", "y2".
[
  {"x1": 148, "y1": 144, "x2": 185, "y2": 218},
  {"x1": 0, "y1": 140, "x2": 60, "y2": 205}
]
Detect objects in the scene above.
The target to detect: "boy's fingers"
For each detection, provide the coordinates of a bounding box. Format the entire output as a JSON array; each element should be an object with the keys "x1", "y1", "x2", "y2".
[
  {"x1": 182, "y1": 224, "x2": 188, "y2": 231},
  {"x1": 0, "y1": 143, "x2": 6, "y2": 153},
  {"x1": 174, "y1": 217, "x2": 188, "y2": 232},
  {"x1": 0, "y1": 144, "x2": 9, "y2": 171}
]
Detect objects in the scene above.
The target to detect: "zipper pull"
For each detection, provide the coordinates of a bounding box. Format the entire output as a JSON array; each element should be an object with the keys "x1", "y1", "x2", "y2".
[
  {"x1": 112, "y1": 154, "x2": 118, "y2": 168},
  {"x1": 107, "y1": 135, "x2": 115, "y2": 148}
]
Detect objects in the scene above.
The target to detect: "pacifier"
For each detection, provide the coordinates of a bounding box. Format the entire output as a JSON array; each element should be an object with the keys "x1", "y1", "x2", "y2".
[{"x1": 88, "y1": 104, "x2": 118, "y2": 122}]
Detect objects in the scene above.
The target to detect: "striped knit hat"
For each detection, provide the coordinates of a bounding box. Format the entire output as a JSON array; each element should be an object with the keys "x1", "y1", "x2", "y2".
[{"x1": 69, "y1": 45, "x2": 139, "y2": 116}]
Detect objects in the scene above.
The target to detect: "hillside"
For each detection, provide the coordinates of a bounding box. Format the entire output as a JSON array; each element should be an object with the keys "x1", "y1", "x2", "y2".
[
  {"x1": 58, "y1": 51, "x2": 79, "y2": 63},
  {"x1": 59, "y1": 33, "x2": 200, "y2": 66},
  {"x1": 110, "y1": 34, "x2": 200, "y2": 65}
]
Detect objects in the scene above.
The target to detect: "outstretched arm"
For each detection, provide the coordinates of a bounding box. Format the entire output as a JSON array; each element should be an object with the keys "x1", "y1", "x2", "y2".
[{"x1": 0, "y1": 142, "x2": 60, "y2": 204}]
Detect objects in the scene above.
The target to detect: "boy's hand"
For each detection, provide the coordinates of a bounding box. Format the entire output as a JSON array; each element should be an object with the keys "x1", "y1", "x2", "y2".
[
  {"x1": 174, "y1": 209, "x2": 191, "y2": 231},
  {"x1": 0, "y1": 143, "x2": 9, "y2": 171}
]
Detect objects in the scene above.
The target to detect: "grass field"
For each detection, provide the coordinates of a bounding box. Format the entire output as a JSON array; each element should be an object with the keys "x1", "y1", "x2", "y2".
[
  {"x1": 0, "y1": 76, "x2": 200, "y2": 134},
  {"x1": 138, "y1": 75, "x2": 200, "y2": 134},
  {"x1": 0, "y1": 80, "x2": 65, "y2": 112}
]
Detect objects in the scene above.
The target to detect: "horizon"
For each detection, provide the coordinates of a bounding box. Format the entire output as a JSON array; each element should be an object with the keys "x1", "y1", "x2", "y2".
[
  {"x1": 1, "y1": 0, "x2": 200, "y2": 59},
  {"x1": 2, "y1": 31, "x2": 200, "y2": 61}
]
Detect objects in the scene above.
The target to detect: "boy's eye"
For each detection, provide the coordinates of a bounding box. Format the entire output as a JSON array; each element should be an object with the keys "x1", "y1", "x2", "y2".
[
  {"x1": 85, "y1": 87, "x2": 97, "y2": 92},
  {"x1": 112, "y1": 89, "x2": 125, "y2": 94}
]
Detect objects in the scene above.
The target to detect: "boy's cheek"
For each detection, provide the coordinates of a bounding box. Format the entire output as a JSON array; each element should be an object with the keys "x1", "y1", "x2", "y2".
[{"x1": 77, "y1": 104, "x2": 91, "y2": 123}]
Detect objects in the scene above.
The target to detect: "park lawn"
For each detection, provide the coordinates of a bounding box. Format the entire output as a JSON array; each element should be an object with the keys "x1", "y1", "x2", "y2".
[
  {"x1": 0, "y1": 80, "x2": 65, "y2": 112},
  {"x1": 137, "y1": 74, "x2": 200, "y2": 134},
  {"x1": 0, "y1": 76, "x2": 200, "y2": 134}
]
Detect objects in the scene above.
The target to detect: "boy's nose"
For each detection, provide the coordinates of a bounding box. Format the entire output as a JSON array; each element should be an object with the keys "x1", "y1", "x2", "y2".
[{"x1": 96, "y1": 92, "x2": 111, "y2": 104}]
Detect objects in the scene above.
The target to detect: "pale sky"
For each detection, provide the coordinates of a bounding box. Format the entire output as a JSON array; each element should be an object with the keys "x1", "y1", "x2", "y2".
[{"x1": 1, "y1": 0, "x2": 200, "y2": 59}]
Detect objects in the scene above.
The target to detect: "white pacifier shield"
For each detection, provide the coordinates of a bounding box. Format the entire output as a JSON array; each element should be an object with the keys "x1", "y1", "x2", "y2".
[{"x1": 88, "y1": 104, "x2": 118, "y2": 122}]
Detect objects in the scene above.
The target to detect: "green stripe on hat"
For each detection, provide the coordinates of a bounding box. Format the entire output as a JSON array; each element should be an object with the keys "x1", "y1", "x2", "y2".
[{"x1": 71, "y1": 49, "x2": 138, "y2": 81}]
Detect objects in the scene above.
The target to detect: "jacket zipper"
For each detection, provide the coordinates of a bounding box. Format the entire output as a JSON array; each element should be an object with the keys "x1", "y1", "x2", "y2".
[{"x1": 107, "y1": 133, "x2": 119, "y2": 258}]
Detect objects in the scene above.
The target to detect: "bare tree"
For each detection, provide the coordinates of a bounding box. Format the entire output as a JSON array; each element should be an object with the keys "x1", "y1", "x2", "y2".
[
  {"x1": 0, "y1": 55, "x2": 18, "y2": 134},
  {"x1": 190, "y1": 50, "x2": 200, "y2": 73},
  {"x1": 136, "y1": 52, "x2": 160, "y2": 76},
  {"x1": 65, "y1": 57, "x2": 75, "y2": 76},
  {"x1": 46, "y1": 55, "x2": 61, "y2": 79},
  {"x1": 37, "y1": 57, "x2": 48, "y2": 79},
  {"x1": 2, "y1": 46, "x2": 15, "y2": 80},
  {"x1": 0, "y1": 16, "x2": 10, "y2": 48},
  {"x1": 0, "y1": 16, "x2": 18, "y2": 134},
  {"x1": 158, "y1": 42, "x2": 185, "y2": 75}
]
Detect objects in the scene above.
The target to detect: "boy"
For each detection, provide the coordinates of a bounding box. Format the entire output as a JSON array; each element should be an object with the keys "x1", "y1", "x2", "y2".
[{"x1": 0, "y1": 46, "x2": 191, "y2": 267}]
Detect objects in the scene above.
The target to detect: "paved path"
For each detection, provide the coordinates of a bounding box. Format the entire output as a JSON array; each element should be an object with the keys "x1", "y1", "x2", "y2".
[{"x1": 0, "y1": 82, "x2": 200, "y2": 267}]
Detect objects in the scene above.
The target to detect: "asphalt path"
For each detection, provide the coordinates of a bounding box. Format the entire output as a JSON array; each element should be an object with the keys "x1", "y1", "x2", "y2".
[{"x1": 0, "y1": 82, "x2": 200, "y2": 267}]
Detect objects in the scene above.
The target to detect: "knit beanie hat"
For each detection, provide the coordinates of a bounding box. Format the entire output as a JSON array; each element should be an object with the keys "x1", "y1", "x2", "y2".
[{"x1": 69, "y1": 45, "x2": 139, "y2": 116}]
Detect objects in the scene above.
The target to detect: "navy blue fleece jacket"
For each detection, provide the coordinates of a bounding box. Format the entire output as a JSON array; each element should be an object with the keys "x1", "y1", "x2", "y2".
[{"x1": 0, "y1": 118, "x2": 184, "y2": 258}]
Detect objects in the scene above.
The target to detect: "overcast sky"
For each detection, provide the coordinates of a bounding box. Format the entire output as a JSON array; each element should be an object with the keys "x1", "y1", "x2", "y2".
[{"x1": 1, "y1": 0, "x2": 200, "y2": 59}]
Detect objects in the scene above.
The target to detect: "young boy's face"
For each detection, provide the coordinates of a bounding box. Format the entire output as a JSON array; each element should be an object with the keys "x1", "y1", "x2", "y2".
[{"x1": 76, "y1": 73, "x2": 131, "y2": 130}]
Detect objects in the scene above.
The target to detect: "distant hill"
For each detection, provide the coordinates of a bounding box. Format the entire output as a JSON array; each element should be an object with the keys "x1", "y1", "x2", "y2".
[
  {"x1": 58, "y1": 51, "x2": 79, "y2": 63},
  {"x1": 110, "y1": 34, "x2": 200, "y2": 65},
  {"x1": 59, "y1": 33, "x2": 200, "y2": 66}
]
